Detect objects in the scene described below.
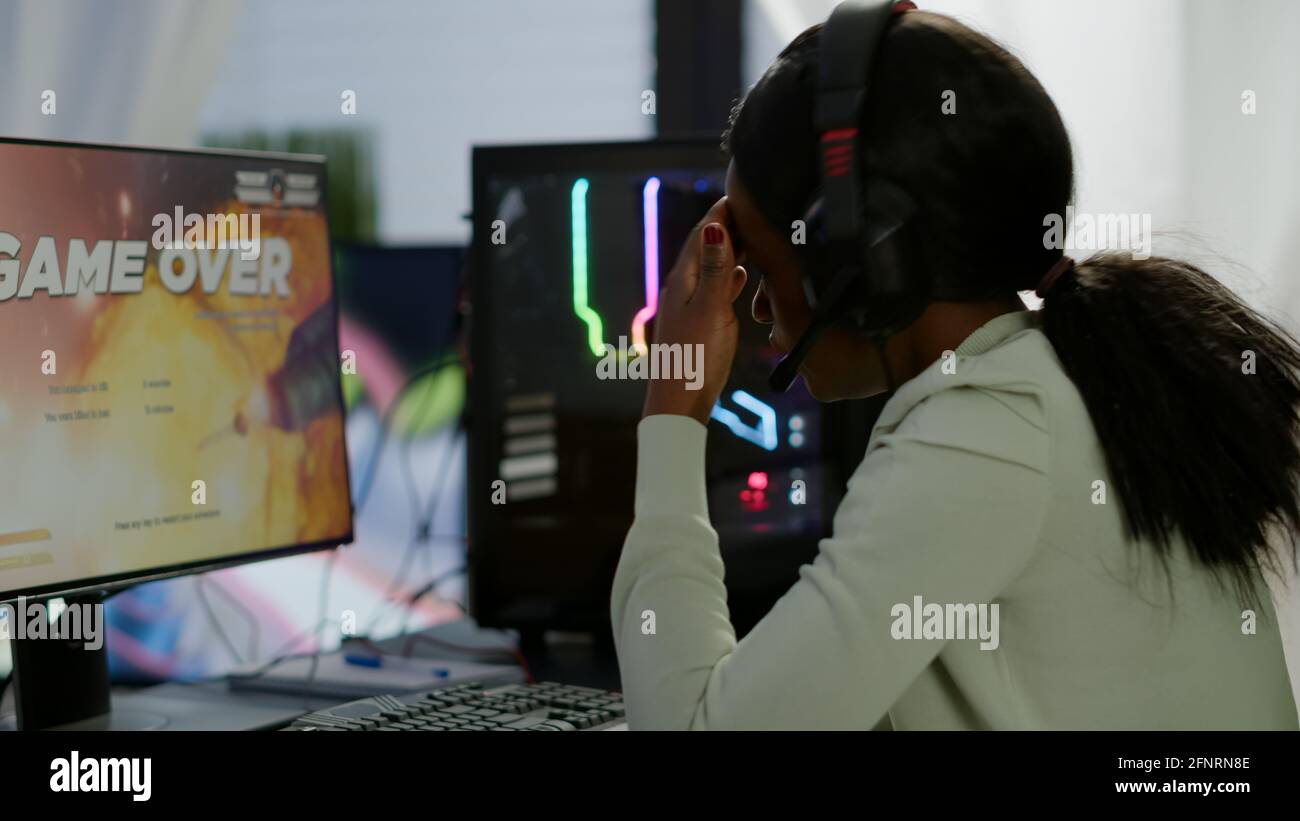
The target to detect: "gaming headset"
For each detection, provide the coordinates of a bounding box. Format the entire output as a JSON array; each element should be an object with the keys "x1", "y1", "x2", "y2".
[{"x1": 768, "y1": 0, "x2": 925, "y2": 393}]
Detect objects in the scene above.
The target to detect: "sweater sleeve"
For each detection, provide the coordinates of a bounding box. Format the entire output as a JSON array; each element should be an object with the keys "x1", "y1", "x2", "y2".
[{"x1": 610, "y1": 387, "x2": 1051, "y2": 730}]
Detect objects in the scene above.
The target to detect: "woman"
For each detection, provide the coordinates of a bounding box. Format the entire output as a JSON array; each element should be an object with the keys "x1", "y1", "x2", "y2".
[{"x1": 610, "y1": 8, "x2": 1300, "y2": 729}]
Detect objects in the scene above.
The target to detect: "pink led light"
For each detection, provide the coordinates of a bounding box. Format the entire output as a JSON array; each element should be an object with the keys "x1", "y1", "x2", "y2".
[{"x1": 631, "y1": 177, "x2": 661, "y2": 354}]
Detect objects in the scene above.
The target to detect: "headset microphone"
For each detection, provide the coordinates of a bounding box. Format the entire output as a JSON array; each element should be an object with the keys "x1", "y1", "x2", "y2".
[
  {"x1": 768, "y1": 320, "x2": 825, "y2": 393},
  {"x1": 767, "y1": 261, "x2": 864, "y2": 392}
]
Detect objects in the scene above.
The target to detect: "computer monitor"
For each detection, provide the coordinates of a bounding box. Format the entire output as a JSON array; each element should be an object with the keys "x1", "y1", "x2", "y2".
[
  {"x1": 0, "y1": 138, "x2": 353, "y2": 727},
  {"x1": 467, "y1": 139, "x2": 878, "y2": 636}
]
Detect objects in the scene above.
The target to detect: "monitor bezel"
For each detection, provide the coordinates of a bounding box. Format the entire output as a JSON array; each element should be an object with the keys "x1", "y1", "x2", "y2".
[{"x1": 0, "y1": 136, "x2": 354, "y2": 604}]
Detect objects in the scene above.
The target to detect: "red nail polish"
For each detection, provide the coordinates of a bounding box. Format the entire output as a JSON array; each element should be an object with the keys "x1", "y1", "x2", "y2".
[{"x1": 704, "y1": 225, "x2": 723, "y2": 245}]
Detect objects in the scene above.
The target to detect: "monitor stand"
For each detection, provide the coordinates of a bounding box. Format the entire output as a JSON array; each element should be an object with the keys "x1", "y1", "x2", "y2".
[
  {"x1": 8, "y1": 592, "x2": 126, "y2": 730},
  {"x1": 5, "y1": 591, "x2": 312, "y2": 731}
]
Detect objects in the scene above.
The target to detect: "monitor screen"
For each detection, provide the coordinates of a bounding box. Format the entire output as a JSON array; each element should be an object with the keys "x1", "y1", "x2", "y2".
[
  {"x1": 0, "y1": 139, "x2": 353, "y2": 601},
  {"x1": 469, "y1": 140, "x2": 874, "y2": 631}
]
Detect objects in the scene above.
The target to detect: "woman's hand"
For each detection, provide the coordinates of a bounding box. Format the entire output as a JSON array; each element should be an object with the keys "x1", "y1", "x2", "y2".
[{"x1": 642, "y1": 197, "x2": 748, "y2": 425}]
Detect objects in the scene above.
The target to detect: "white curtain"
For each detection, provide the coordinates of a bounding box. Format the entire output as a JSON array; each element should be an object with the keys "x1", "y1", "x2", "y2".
[
  {"x1": 0, "y1": 0, "x2": 241, "y2": 146},
  {"x1": 0, "y1": 0, "x2": 241, "y2": 687}
]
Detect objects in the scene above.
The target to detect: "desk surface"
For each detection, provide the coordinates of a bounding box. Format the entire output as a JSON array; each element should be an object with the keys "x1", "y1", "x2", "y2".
[
  {"x1": 1, "y1": 617, "x2": 620, "y2": 730},
  {"x1": 378, "y1": 618, "x2": 622, "y2": 691}
]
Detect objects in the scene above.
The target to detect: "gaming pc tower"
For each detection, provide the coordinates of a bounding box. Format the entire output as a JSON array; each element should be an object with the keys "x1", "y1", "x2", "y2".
[{"x1": 466, "y1": 139, "x2": 880, "y2": 640}]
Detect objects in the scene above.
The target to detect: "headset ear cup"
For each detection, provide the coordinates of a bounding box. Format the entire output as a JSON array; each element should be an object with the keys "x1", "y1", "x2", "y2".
[{"x1": 856, "y1": 178, "x2": 926, "y2": 335}]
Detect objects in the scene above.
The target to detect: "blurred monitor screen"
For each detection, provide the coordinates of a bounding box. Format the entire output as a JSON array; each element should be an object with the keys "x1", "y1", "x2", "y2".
[{"x1": 0, "y1": 138, "x2": 353, "y2": 602}]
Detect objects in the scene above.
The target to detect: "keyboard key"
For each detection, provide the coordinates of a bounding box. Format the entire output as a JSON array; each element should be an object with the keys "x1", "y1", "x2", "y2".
[
  {"x1": 282, "y1": 681, "x2": 628, "y2": 731},
  {"x1": 542, "y1": 719, "x2": 577, "y2": 731}
]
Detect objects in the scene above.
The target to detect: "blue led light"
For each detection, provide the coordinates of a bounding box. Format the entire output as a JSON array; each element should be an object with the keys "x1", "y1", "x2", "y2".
[{"x1": 710, "y1": 390, "x2": 778, "y2": 451}]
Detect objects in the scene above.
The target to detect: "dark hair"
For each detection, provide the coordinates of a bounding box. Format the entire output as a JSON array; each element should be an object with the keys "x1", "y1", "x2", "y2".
[{"x1": 723, "y1": 11, "x2": 1300, "y2": 604}]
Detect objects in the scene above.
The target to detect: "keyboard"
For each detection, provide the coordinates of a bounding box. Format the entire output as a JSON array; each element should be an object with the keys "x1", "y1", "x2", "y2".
[{"x1": 281, "y1": 681, "x2": 627, "y2": 731}]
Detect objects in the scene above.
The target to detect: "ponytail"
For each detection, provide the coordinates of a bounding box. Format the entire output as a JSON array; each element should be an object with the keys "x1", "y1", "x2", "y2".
[{"x1": 1039, "y1": 252, "x2": 1300, "y2": 603}]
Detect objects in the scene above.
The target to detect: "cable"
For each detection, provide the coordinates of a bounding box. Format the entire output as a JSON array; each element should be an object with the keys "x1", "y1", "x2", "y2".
[
  {"x1": 235, "y1": 557, "x2": 339, "y2": 690},
  {"x1": 415, "y1": 424, "x2": 464, "y2": 535},
  {"x1": 395, "y1": 412, "x2": 433, "y2": 595},
  {"x1": 397, "y1": 564, "x2": 467, "y2": 636},
  {"x1": 364, "y1": 423, "x2": 466, "y2": 637},
  {"x1": 364, "y1": 540, "x2": 422, "y2": 637},
  {"x1": 199, "y1": 576, "x2": 262, "y2": 661},
  {"x1": 192, "y1": 570, "x2": 272, "y2": 671},
  {"x1": 403, "y1": 565, "x2": 467, "y2": 611},
  {"x1": 408, "y1": 425, "x2": 465, "y2": 591},
  {"x1": 233, "y1": 348, "x2": 467, "y2": 698},
  {"x1": 361, "y1": 535, "x2": 466, "y2": 637},
  {"x1": 403, "y1": 388, "x2": 464, "y2": 584},
  {"x1": 352, "y1": 353, "x2": 461, "y2": 514},
  {"x1": 318, "y1": 548, "x2": 338, "y2": 631},
  {"x1": 301, "y1": 549, "x2": 340, "y2": 703},
  {"x1": 234, "y1": 616, "x2": 339, "y2": 683},
  {"x1": 193, "y1": 577, "x2": 245, "y2": 665},
  {"x1": 356, "y1": 350, "x2": 464, "y2": 637}
]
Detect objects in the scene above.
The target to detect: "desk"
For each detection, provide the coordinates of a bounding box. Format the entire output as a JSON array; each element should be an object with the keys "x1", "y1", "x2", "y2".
[
  {"x1": 373, "y1": 618, "x2": 623, "y2": 691},
  {"x1": 1, "y1": 617, "x2": 621, "y2": 730}
]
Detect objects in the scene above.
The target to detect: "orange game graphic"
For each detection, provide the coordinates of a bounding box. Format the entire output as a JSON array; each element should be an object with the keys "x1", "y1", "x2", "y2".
[{"x1": 0, "y1": 141, "x2": 353, "y2": 596}]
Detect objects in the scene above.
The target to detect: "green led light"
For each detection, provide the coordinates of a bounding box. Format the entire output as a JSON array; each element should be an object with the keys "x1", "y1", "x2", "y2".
[{"x1": 571, "y1": 178, "x2": 606, "y2": 356}]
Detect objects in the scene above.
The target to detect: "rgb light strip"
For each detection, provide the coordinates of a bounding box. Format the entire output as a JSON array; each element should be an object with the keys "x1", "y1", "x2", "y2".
[
  {"x1": 570, "y1": 176, "x2": 779, "y2": 451},
  {"x1": 570, "y1": 178, "x2": 606, "y2": 356},
  {"x1": 631, "y1": 177, "x2": 661, "y2": 355},
  {"x1": 710, "y1": 390, "x2": 778, "y2": 451},
  {"x1": 573, "y1": 177, "x2": 662, "y2": 357}
]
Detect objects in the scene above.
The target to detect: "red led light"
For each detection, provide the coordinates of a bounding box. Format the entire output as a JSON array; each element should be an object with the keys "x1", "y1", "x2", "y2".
[
  {"x1": 747, "y1": 471, "x2": 769, "y2": 491},
  {"x1": 740, "y1": 488, "x2": 768, "y2": 513}
]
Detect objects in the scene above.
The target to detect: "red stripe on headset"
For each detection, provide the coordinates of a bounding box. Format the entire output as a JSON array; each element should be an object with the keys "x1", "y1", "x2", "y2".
[{"x1": 821, "y1": 128, "x2": 858, "y2": 144}]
